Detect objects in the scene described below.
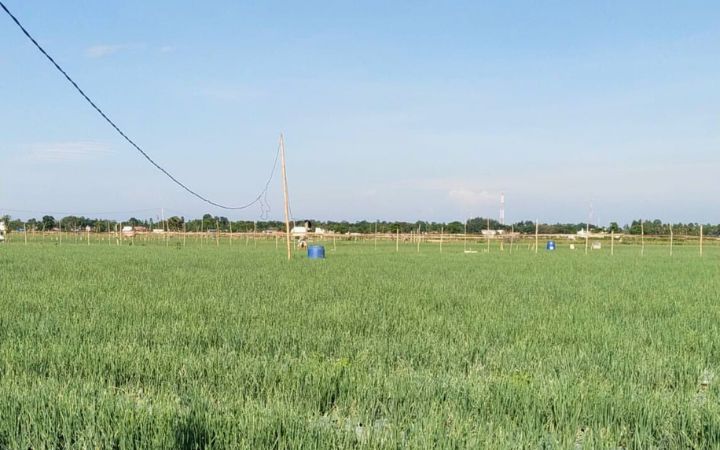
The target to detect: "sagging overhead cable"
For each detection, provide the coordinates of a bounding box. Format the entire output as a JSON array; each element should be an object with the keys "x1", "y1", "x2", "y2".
[{"x1": 0, "y1": 1, "x2": 278, "y2": 211}]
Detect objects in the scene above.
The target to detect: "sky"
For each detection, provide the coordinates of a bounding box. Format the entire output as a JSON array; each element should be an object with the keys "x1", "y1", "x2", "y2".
[{"x1": 1, "y1": 1, "x2": 719, "y2": 225}]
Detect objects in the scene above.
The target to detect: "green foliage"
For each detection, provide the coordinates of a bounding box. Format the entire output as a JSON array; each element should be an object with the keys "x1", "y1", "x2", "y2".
[{"x1": 1, "y1": 241, "x2": 719, "y2": 447}]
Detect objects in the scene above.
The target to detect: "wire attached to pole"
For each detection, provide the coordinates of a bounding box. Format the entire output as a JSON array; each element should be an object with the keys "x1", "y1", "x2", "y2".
[{"x1": 0, "y1": 1, "x2": 278, "y2": 211}]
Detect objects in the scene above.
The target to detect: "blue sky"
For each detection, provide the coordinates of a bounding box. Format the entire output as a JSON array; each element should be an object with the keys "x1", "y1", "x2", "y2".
[{"x1": 1, "y1": 1, "x2": 718, "y2": 224}]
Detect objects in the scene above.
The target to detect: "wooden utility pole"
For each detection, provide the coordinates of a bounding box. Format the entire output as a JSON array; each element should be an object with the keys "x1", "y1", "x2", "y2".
[{"x1": 280, "y1": 133, "x2": 292, "y2": 261}]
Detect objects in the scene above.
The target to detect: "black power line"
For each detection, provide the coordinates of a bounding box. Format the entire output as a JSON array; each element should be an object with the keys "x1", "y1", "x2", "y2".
[{"x1": 0, "y1": 1, "x2": 279, "y2": 210}]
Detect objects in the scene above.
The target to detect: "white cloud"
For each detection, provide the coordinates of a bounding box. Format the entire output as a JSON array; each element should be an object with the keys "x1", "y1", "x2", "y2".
[
  {"x1": 447, "y1": 188, "x2": 495, "y2": 208},
  {"x1": 85, "y1": 44, "x2": 146, "y2": 59},
  {"x1": 27, "y1": 141, "x2": 113, "y2": 163},
  {"x1": 195, "y1": 85, "x2": 265, "y2": 102}
]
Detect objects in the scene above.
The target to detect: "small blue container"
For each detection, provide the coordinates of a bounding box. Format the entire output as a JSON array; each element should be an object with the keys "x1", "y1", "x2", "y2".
[
  {"x1": 546, "y1": 240, "x2": 556, "y2": 251},
  {"x1": 307, "y1": 245, "x2": 325, "y2": 259}
]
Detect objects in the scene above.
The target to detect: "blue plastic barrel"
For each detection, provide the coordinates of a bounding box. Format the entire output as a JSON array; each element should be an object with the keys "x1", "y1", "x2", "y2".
[
  {"x1": 307, "y1": 245, "x2": 326, "y2": 259},
  {"x1": 546, "y1": 240, "x2": 556, "y2": 251}
]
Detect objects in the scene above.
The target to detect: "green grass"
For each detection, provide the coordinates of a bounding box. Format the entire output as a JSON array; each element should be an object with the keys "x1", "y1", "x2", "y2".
[{"x1": 1, "y1": 238, "x2": 719, "y2": 448}]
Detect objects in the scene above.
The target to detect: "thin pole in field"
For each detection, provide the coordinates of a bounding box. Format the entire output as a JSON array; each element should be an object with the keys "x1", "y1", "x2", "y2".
[
  {"x1": 279, "y1": 133, "x2": 292, "y2": 261},
  {"x1": 534, "y1": 220, "x2": 539, "y2": 254},
  {"x1": 24, "y1": 223, "x2": 27, "y2": 245},
  {"x1": 107, "y1": 221, "x2": 111, "y2": 246},
  {"x1": 641, "y1": 220, "x2": 644, "y2": 257},
  {"x1": 86, "y1": 226, "x2": 90, "y2": 245},
  {"x1": 374, "y1": 222, "x2": 378, "y2": 250},
  {"x1": 200, "y1": 219, "x2": 204, "y2": 247},
  {"x1": 417, "y1": 224, "x2": 421, "y2": 253},
  {"x1": 396, "y1": 228, "x2": 399, "y2": 253},
  {"x1": 59, "y1": 219, "x2": 62, "y2": 245},
  {"x1": 161, "y1": 207, "x2": 166, "y2": 246},
  {"x1": 42, "y1": 222, "x2": 45, "y2": 242},
  {"x1": 611, "y1": 230, "x2": 614, "y2": 256},
  {"x1": 669, "y1": 224, "x2": 673, "y2": 257},
  {"x1": 276, "y1": 234, "x2": 279, "y2": 250},
  {"x1": 118, "y1": 222, "x2": 122, "y2": 246},
  {"x1": 700, "y1": 224, "x2": 704, "y2": 257},
  {"x1": 253, "y1": 221, "x2": 257, "y2": 248},
  {"x1": 440, "y1": 226, "x2": 444, "y2": 253},
  {"x1": 183, "y1": 222, "x2": 187, "y2": 247},
  {"x1": 216, "y1": 220, "x2": 220, "y2": 247},
  {"x1": 585, "y1": 222, "x2": 589, "y2": 255},
  {"x1": 333, "y1": 234, "x2": 336, "y2": 252},
  {"x1": 486, "y1": 218, "x2": 490, "y2": 253},
  {"x1": 510, "y1": 225, "x2": 514, "y2": 254},
  {"x1": 464, "y1": 221, "x2": 468, "y2": 252},
  {"x1": 229, "y1": 221, "x2": 233, "y2": 246}
]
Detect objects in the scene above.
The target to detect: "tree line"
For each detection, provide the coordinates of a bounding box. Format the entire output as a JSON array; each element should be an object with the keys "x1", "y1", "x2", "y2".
[{"x1": 1, "y1": 214, "x2": 719, "y2": 236}]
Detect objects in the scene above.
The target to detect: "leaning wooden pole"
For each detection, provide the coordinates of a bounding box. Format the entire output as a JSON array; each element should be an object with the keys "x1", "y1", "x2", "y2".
[{"x1": 280, "y1": 133, "x2": 292, "y2": 261}]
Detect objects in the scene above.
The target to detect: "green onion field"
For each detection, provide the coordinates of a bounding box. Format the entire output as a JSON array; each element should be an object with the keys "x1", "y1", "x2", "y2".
[{"x1": 1, "y1": 238, "x2": 719, "y2": 448}]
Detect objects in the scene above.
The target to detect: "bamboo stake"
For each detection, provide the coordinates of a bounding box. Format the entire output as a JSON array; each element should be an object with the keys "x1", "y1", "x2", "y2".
[
  {"x1": 333, "y1": 234, "x2": 336, "y2": 252},
  {"x1": 464, "y1": 221, "x2": 468, "y2": 252},
  {"x1": 669, "y1": 224, "x2": 673, "y2": 257},
  {"x1": 641, "y1": 220, "x2": 644, "y2": 257},
  {"x1": 374, "y1": 222, "x2": 378, "y2": 250},
  {"x1": 86, "y1": 226, "x2": 90, "y2": 245},
  {"x1": 700, "y1": 224, "x2": 704, "y2": 257},
  {"x1": 216, "y1": 220, "x2": 220, "y2": 247},
  {"x1": 611, "y1": 230, "x2": 614, "y2": 256},
  {"x1": 440, "y1": 226, "x2": 444, "y2": 253},
  {"x1": 183, "y1": 222, "x2": 187, "y2": 247},
  {"x1": 229, "y1": 222, "x2": 233, "y2": 246},
  {"x1": 534, "y1": 220, "x2": 539, "y2": 254},
  {"x1": 585, "y1": 222, "x2": 589, "y2": 255},
  {"x1": 24, "y1": 223, "x2": 27, "y2": 245},
  {"x1": 396, "y1": 228, "x2": 399, "y2": 252},
  {"x1": 417, "y1": 224, "x2": 421, "y2": 253},
  {"x1": 486, "y1": 218, "x2": 490, "y2": 253},
  {"x1": 279, "y1": 133, "x2": 292, "y2": 261},
  {"x1": 253, "y1": 221, "x2": 257, "y2": 248},
  {"x1": 108, "y1": 222, "x2": 111, "y2": 246},
  {"x1": 510, "y1": 225, "x2": 514, "y2": 254}
]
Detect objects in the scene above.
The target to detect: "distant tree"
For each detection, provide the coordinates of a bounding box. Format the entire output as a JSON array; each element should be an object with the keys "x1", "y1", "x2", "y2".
[
  {"x1": 166, "y1": 216, "x2": 184, "y2": 231},
  {"x1": 608, "y1": 222, "x2": 621, "y2": 233},
  {"x1": 446, "y1": 221, "x2": 464, "y2": 234},
  {"x1": 41, "y1": 215, "x2": 56, "y2": 230}
]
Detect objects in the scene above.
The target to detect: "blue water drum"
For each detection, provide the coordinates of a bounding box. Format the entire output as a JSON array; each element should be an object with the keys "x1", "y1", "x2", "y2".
[
  {"x1": 307, "y1": 245, "x2": 326, "y2": 259},
  {"x1": 546, "y1": 240, "x2": 556, "y2": 251}
]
